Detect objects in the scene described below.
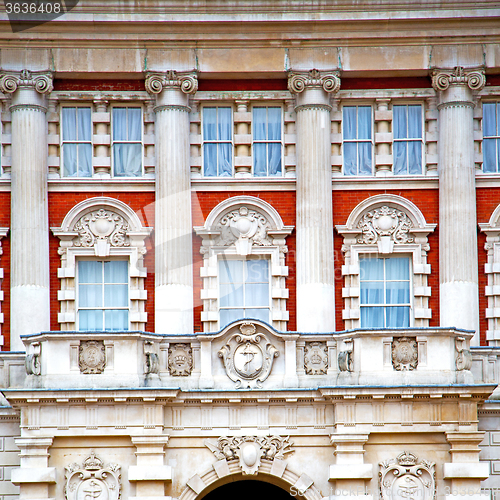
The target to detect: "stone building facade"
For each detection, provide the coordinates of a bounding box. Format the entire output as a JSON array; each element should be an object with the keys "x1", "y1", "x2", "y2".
[{"x1": 0, "y1": 1, "x2": 500, "y2": 500}]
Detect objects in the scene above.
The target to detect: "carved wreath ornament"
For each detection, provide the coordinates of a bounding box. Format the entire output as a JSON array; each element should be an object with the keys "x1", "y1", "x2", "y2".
[
  {"x1": 358, "y1": 206, "x2": 413, "y2": 245},
  {"x1": 79, "y1": 341, "x2": 106, "y2": 374},
  {"x1": 219, "y1": 323, "x2": 279, "y2": 388},
  {"x1": 380, "y1": 452, "x2": 436, "y2": 500},
  {"x1": 392, "y1": 337, "x2": 418, "y2": 371},
  {"x1": 205, "y1": 435, "x2": 294, "y2": 475},
  {"x1": 65, "y1": 451, "x2": 121, "y2": 500}
]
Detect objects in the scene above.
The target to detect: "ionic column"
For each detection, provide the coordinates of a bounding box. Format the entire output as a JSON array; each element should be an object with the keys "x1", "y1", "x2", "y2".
[
  {"x1": 146, "y1": 71, "x2": 197, "y2": 335},
  {"x1": 432, "y1": 67, "x2": 485, "y2": 344},
  {"x1": 0, "y1": 70, "x2": 52, "y2": 351},
  {"x1": 288, "y1": 70, "x2": 340, "y2": 332}
]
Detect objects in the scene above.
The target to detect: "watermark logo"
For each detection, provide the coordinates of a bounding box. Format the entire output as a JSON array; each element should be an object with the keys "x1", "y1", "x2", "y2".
[{"x1": 3, "y1": 0, "x2": 80, "y2": 33}]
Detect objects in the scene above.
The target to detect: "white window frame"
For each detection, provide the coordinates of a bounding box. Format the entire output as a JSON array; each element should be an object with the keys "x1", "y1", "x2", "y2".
[
  {"x1": 111, "y1": 104, "x2": 144, "y2": 178},
  {"x1": 359, "y1": 254, "x2": 413, "y2": 328},
  {"x1": 60, "y1": 104, "x2": 94, "y2": 178},
  {"x1": 201, "y1": 105, "x2": 234, "y2": 177},
  {"x1": 76, "y1": 259, "x2": 130, "y2": 331},
  {"x1": 194, "y1": 196, "x2": 293, "y2": 332},
  {"x1": 336, "y1": 195, "x2": 436, "y2": 330},
  {"x1": 51, "y1": 197, "x2": 152, "y2": 331},
  {"x1": 251, "y1": 105, "x2": 284, "y2": 177},
  {"x1": 342, "y1": 104, "x2": 374, "y2": 176},
  {"x1": 392, "y1": 103, "x2": 424, "y2": 176},
  {"x1": 482, "y1": 101, "x2": 500, "y2": 173}
]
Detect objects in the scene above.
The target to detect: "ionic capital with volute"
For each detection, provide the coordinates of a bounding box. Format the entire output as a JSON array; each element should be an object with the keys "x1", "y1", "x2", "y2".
[
  {"x1": 0, "y1": 69, "x2": 53, "y2": 112},
  {"x1": 288, "y1": 69, "x2": 340, "y2": 112},
  {"x1": 431, "y1": 66, "x2": 485, "y2": 92},
  {"x1": 145, "y1": 70, "x2": 198, "y2": 95}
]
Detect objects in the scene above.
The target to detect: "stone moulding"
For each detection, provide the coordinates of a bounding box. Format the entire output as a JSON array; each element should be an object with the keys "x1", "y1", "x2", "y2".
[
  {"x1": 379, "y1": 451, "x2": 436, "y2": 500},
  {"x1": 205, "y1": 435, "x2": 294, "y2": 475},
  {"x1": 65, "y1": 451, "x2": 121, "y2": 500},
  {"x1": 218, "y1": 322, "x2": 279, "y2": 389}
]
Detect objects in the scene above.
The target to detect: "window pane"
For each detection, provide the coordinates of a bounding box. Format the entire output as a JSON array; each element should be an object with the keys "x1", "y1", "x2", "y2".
[
  {"x1": 105, "y1": 310, "x2": 128, "y2": 331},
  {"x1": 254, "y1": 143, "x2": 267, "y2": 176},
  {"x1": 358, "y1": 142, "x2": 372, "y2": 175},
  {"x1": 220, "y1": 260, "x2": 244, "y2": 283},
  {"x1": 77, "y1": 107, "x2": 91, "y2": 141},
  {"x1": 104, "y1": 261, "x2": 128, "y2": 283},
  {"x1": 360, "y1": 258, "x2": 384, "y2": 280},
  {"x1": 220, "y1": 309, "x2": 244, "y2": 327},
  {"x1": 220, "y1": 284, "x2": 244, "y2": 307},
  {"x1": 360, "y1": 282, "x2": 383, "y2": 305},
  {"x1": 245, "y1": 308, "x2": 269, "y2": 323},
  {"x1": 361, "y1": 307, "x2": 383, "y2": 328},
  {"x1": 204, "y1": 143, "x2": 217, "y2": 176},
  {"x1": 217, "y1": 143, "x2": 233, "y2": 176},
  {"x1": 484, "y1": 103, "x2": 497, "y2": 136},
  {"x1": 408, "y1": 141, "x2": 422, "y2": 175},
  {"x1": 113, "y1": 108, "x2": 127, "y2": 141},
  {"x1": 128, "y1": 108, "x2": 142, "y2": 141},
  {"x1": 104, "y1": 284, "x2": 128, "y2": 307},
  {"x1": 63, "y1": 144, "x2": 78, "y2": 177},
  {"x1": 79, "y1": 284, "x2": 102, "y2": 307},
  {"x1": 113, "y1": 144, "x2": 142, "y2": 177},
  {"x1": 343, "y1": 143, "x2": 357, "y2": 175},
  {"x1": 386, "y1": 306, "x2": 410, "y2": 328},
  {"x1": 79, "y1": 261, "x2": 102, "y2": 283},
  {"x1": 79, "y1": 310, "x2": 103, "y2": 331},
  {"x1": 393, "y1": 106, "x2": 407, "y2": 140},
  {"x1": 358, "y1": 107, "x2": 372, "y2": 139},
  {"x1": 386, "y1": 281, "x2": 410, "y2": 305},
  {"x1": 267, "y1": 107, "x2": 281, "y2": 140},
  {"x1": 393, "y1": 141, "x2": 408, "y2": 175},
  {"x1": 408, "y1": 105, "x2": 422, "y2": 139},
  {"x1": 483, "y1": 139, "x2": 497, "y2": 172},
  {"x1": 62, "y1": 108, "x2": 77, "y2": 141},
  {"x1": 218, "y1": 107, "x2": 232, "y2": 140},
  {"x1": 78, "y1": 144, "x2": 92, "y2": 177},
  {"x1": 245, "y1": 283, "x2": 269, "y2": 307},
  {"x1": 253, "y1": 107, "x2": 267, "y2": 140},
  {"x1": 343, "y1": 107, "x2": 357, "y2": 140},
  {"x1": 203, "y1": 108, "x2": 217, "y2": 140},
  {"x1": 385, "y1": 257, "x2": 410, "y2": 280},
  {"x1": 268, "y1": 143, "x2": 282, "y2": 176},
  {"x1": 246, "y1": 259, "x2": 268, "y2": 282}
]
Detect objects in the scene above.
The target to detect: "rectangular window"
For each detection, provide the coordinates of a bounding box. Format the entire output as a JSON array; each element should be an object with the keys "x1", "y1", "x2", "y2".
[
  {"x1": 219, "y1": 258, "x2": 270, "y2": 327},
  {"x1": 253, "y1": 106, "x2": 283, "y2": 176},
  {"x1": 359, "y1": 256, "x2": 411, "y2": 328},
  {"x1": 343, "y1": 105, "x2": 373, "y2": 175},
  {"x1": 78, "y1": 260, "x2": 129, "y2": 331},
  {"x1": 112, "y1": 107, "x2": 143, "y2": 177},
  {"x1": 203, "y1": 106, "x2": 233, "y2": 177},
  {"x1": 483, "y1": 102, "x2": 500, "y2": 173},
  {"x1": 61, "y1": 107, "x2": 92, "y2": 177},
  {"x1": 393, "y1": 104, "x2": 423, "y2": 175}
]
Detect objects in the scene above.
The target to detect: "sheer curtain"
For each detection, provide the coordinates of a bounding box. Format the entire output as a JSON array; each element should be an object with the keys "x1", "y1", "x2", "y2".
[
  {"x1": 253, "y1": 107, "x2": 282, "y2": 177},
  {"x1": 113, "y1": 108, "x2": 142, "y2": 177},
  {"x1": 394, "y1": 105, "x2": 422, "y2": 175},
  {"x1": 62, "y1": 108, "x2": 92, "y2": 177},
  {"x1": 357, "y1": 106, "x2": 372, "y2": 175},
  {"x1": 483, "y1": 103, "x2": 498, "y2": 172},
  {"x1": 267, "y1": 107, "x2": 282, "y2": 176},
  {"x1": 343, "y1": 106, "x2": 372, "y2": 175},
  {"x1": 203, "y1": 107, "x2": 232, "y2": 176}
]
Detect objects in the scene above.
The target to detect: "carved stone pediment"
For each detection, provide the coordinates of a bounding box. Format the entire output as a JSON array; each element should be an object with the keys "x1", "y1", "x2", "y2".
[
  {"x1": 79, "y1": 341, "x2": 106, "y2": 374},
  {"x1": 380, "y1": 452, "x2": 436, "y2": 500},
  {"x1": 65, "y1": 451, "x2": 121, "y2": 500},
  {"x1": 205, "y1": 435, "x2": 294, "y2": 475},
  {"x1": 218, "y1": 322, "x2": 279, "y2": 388},
  {"x1": 392, "y1": 337, "x2": 418, "y2": 371}
]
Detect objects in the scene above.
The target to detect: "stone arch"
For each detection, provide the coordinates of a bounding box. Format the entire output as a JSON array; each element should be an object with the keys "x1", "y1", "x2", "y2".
[{"x1": 180, "y1": 458, "x2": 322, "y2": 500}]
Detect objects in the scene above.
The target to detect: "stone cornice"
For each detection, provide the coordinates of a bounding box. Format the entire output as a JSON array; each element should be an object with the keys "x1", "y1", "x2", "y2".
[
  {"x1": 145, "y1": 71, "x2": 198, "y2": 95},
  {"x1": 288, "y1": 69, "x2": 341, "y2": 94},
  {"x1": 431, "y1": 66, "x2": 485, "y2": 92},
  {"x1": 0, "y1": 69, "x2": 53, "y2": 95}
]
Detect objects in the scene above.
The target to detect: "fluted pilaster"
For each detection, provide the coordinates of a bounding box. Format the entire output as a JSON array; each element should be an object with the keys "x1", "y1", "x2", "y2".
[
  {"x1": 0, "y1": 70, "x2": 52, "y2": 351},
  {"x1": 432, "y1": 67, "x2": 485, "y2": 344},
  {"x1": 289, "y1": 70, "x2": 340, "y2": 332},
  {"x1": 146, "y1": 71, "x2": 197, "y2": 335}
]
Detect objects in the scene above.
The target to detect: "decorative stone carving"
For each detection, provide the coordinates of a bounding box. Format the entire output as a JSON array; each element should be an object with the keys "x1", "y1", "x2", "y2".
[
  {"x1": 205, "y1": 435, "x2": 294, "y2": 475},
  {"x1": 431, "y1": 66, "x2": 485, "y2": 92},
  {"x1": 214, "y1": 206, "x2": 273, "y2": 255},
  {"x1": 145, "y1": 70, "x2": 198, "y2": 95},
  {"x1": 25, "y1": 342, "x2": 41, "y2": 376},
  {"x1": 358, "y1": 206, "x2": 414, "y2": 250},
  {"x1": 338, "y1": 350, "x2": 353, "y2": 372},
  {"x1": 392, "y1": 338, "x2": 418, "y2": 371},
  {"x1": 455, "y1": 336, "x2": 472, "y2": 371},
  {"x1": 168, "y1": 343, "x2": 193, "y2": 376},
  {"x1": 379, "y1": 451, "x2": 436, "y2": 500},
  {"x1": 74, "y1": 209, "x2": 130, "y2": 257},
  {"x1": 0, "y1": 69, "x2": 53, "y2": 94},
  {"x1": 144, "y1": 342, "x2": 159, "y2": 375},
  {"x1": 304, "y1": 342, "x2": 328, "y2": 375},
  {"x1": 288, "y1": 69, "x2": 341, "y2": 94},
  {"x1": 79, "y1": 341, "x2": 106, "y2": 374},
  {"x1": 218, "y1": 322, "x2": 279, "y2": 388},
  {"x1": 65, "y1": 450, "x2": 121, "y2": 500}
]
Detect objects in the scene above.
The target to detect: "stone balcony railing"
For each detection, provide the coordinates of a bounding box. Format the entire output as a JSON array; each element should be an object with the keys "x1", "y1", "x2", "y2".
[{"x1": 0, "y1": 321, "x2": 489, "y2": 392}]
